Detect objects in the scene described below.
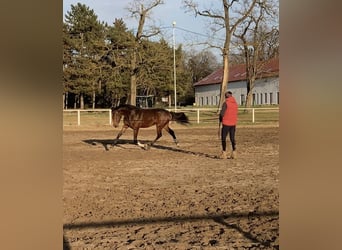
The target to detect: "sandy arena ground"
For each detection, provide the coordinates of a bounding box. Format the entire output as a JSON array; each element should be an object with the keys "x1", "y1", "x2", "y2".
[{"x1": 63, "y1": 125, "x2": 279, "y2": 249}]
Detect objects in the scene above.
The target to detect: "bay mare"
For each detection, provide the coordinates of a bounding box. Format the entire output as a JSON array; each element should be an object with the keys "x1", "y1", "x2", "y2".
[{"x1": 111, "y1": 104, "x2": 189, "y2": 149}]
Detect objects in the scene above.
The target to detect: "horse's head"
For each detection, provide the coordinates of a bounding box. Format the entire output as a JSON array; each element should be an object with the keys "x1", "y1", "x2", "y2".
[
  {"x1": 111, "y1": 104, "x2": 136, "y2": 127},
  {"x1": 111, "y1": 107, "x2": 123, "y2": 128}
]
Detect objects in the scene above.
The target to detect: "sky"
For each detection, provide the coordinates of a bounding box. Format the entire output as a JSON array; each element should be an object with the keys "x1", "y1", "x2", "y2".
[{"x1": 63, "y1": 0, "x2": 223, "y2": 57}]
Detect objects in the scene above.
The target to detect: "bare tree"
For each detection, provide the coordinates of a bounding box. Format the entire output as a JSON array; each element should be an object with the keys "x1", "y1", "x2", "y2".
[
  {"x1": 233, "y1": 0, "x2": 278, "y2": 108},
  {"x1": 183, "y1": 0, "x2": 258, "y2": 109},
  {"x1": 126, "y1": 0, "x2": 164, "y2": 105}
]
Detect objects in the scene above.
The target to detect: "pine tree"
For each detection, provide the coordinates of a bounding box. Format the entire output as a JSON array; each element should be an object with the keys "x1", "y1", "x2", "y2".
[{"x1": 64, "y1": 3, "x2": 105, "y2": 108}]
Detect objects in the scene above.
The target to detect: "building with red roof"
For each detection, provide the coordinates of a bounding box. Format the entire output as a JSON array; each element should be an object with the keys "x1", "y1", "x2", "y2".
[{"x1": 193, "y1": 57, "x2": 279, "y2": 106}]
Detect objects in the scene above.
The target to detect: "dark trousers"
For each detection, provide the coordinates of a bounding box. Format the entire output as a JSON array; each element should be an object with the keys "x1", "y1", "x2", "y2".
[{"x1": 221, "y1": 125, "x2": 236, "y2": 151}]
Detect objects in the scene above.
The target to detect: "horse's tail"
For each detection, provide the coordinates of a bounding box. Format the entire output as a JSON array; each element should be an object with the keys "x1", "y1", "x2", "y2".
[{"x1": 170, "y1": 111, "x2": 190, "y2": 125}]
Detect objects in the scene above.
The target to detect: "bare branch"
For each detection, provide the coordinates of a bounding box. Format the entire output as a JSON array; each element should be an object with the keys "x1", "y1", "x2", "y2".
[
  {"x1": 231, "y1": 0, "x2": 258, "y2": 33},
  {"x1": 140, "y1": 29, "x2": 161, "y2": 39},
  {"x1": 183, "y1": 0, "x2": 224, "y2": 20},
  {"x1": 198, "y1": 10, "x2": 224, "y2": 20}
]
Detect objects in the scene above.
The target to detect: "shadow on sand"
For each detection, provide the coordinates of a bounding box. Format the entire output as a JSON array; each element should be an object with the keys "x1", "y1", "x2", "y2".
[
  {"x1": 63, "y1": 210, "x2": 278, "y2": 249},
  {"x1": 83, "y1": 139, "x2": 219, "y2": 159},
  {"x1": 63, "y1": 235, "x2": 71, "y2": 250}
]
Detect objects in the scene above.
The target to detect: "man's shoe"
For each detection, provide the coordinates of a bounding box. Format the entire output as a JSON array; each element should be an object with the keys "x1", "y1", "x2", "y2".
[
  {"x1": 230, "y1": 150, "x2": 237, "y2": 159},
  {"x1": 219, "y1": 151, "x2": 228, "y2": 159}
]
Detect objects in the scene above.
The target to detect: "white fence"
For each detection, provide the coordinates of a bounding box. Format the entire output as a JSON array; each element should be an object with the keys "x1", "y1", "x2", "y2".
[
  {"x1": 63, "y1": 107, "x2": 279, "y2": 126},
  {"x1": 63, "y1": 109, "x2": 112, "y2": 126}
]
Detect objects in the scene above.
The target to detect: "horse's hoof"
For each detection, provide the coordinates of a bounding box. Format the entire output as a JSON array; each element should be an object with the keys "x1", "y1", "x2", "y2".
[{"x1": 144, "y1": 143, "x2": 151, "y2": 150}]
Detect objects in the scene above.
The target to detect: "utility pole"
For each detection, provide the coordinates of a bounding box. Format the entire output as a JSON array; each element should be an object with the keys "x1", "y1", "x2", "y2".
[{"x1": 172, "y1": 21, "x2": 177, "y2": 111}]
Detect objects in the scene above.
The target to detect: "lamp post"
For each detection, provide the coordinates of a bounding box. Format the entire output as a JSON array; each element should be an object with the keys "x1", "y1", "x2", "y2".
[{"x1": 172, "y1": 21, "x2": 177, "y2": 111}]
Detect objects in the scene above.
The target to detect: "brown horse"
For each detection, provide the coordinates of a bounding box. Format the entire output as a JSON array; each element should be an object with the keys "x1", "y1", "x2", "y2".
[{"x1": 111, "y1": 104, "x2": 189, "y2": 149}]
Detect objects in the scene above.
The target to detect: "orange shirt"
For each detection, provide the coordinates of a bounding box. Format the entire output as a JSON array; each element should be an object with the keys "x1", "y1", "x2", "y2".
[{"x1": 222, "y1": 97, "x2": 238, "y2": 126}]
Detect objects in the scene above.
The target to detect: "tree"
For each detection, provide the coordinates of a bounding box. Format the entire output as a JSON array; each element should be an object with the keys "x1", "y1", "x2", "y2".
[
  {"x1": 182, "y1": 50, "x2": 221, "y2": 105},
  {"x1": 136, "y1": 38, "x2": 173, "y2": 98},
  {"x1": 64, "y1": 3, "x2": 105, "y2": 109},
  {"x1": 126, "y1": 0, "x2": 164, "y2": 106},
  {"x1": 101, "y1": 18, "x2": 135, "y2": 106},
  {"x1": 183, "y1": 0, "x2": 258, "y2": 109},
  {"x1": 233, "y1": 0, "x2": 279, "y2": 108},
  {"x1": 186, "y1": 50, "x2": 221, "y2": 83},
  {"x1": 63, "y1": 23, "x2": 74, "y2": 109},
  {"x1": 64, "y1": 1, "x2": 227, "y2": 108}
]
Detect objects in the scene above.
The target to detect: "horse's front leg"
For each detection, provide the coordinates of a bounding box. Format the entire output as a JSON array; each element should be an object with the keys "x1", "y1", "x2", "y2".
[
  {"x1": 133, "y1": 128, "x2": 139, "y2": 145},
  {"x1": 150, "y1": 126, "x2": 163, "y2": 146},
  {"x1": 113, "y1": 125, "x2": 128, "y2": 145},
  {"x1": 134, "y1": 129, "x2": 149, "y2": 150}
]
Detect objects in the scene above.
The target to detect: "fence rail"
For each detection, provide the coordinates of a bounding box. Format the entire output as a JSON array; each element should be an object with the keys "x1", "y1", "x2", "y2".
[{"x1": 63, "y1": 107, "x2": 279, "y2": 127}]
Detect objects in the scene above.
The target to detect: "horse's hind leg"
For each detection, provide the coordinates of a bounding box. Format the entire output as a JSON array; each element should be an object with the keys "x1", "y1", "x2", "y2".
[{"x1": 164, "y1": 125, "x2": 178, "y2": 146}]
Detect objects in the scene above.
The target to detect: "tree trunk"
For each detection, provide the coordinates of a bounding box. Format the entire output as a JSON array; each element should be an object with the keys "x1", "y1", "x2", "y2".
[
  {"x1": 245, "y1": 78, "x2": 252, "y2": 109},
  {"x1": 245, "y1": 73, "x2": 257, "y2": 109},
  {"x1": 63, "y1": 93, "x2": 65, "y2": 110},
  {"x1": 218, "y1": 1, "x2": 231, "y2": 111},
  {"x1": 92, "y1": 82, "x2": 96, "y2": 109},
  {"x1": 74, "y1": 95, "x2": 77, "y2": 109},
  {"x1": 65, "y1": 92, "x2": 68, "y2": 110},
  {"x1": 92, "y1": 90, "x2": 96, "y2": 109},
  {"x1": 130, "y1": 49, "x2": 137, "y2": 106},
  {"x1": 218, "y1": 42, "x2": 230, "y2": 111},
  {"x1": 245, "y1": 91, "x2": 253, "y2": 109},
  {"x1": 130, "y1": 75, "x2": 137, "y2": 106},
  {"x1": 219, "y1": 53, "x2": 229, "y2": 109},
  {"x1": 80, "y1": 93, "x2": 84, "y2": 109}
]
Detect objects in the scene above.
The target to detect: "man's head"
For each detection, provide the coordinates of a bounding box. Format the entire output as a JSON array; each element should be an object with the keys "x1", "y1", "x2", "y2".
[{"x1": 225, "y1": 91, "x2": 232, "y2": 98}]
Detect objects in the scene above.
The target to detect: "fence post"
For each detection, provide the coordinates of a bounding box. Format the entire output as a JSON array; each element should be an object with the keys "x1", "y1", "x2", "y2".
[
  {"x1": 109, "y1": 109, "x2": 112, "y2": 125},
  {"x1": 77, "y1": 110, "x2": 81, "y2": 126},
  {"x1": 252, "y1": 108, "x2": 255, "y2": 123},
  {"x1": 197, "y1": 109, "x2": 200, "y2": 124}
]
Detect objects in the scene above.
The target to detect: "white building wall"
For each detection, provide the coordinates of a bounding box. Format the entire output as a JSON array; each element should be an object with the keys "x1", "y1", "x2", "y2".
[
  {"x1": 195, "y1": 84, "x2": 221, "y2": 106},
  {"x1": 194, "y1": 76, "x2": 279, "y2": 106},
  {"x1": 252, "y1": 77, "x2": 279, "y2": 105}
]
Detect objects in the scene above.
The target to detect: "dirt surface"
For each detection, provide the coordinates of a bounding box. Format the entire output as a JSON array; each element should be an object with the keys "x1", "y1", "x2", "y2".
[{"x1": 63, "y1": 125, "x2": 279, "y2": 249}]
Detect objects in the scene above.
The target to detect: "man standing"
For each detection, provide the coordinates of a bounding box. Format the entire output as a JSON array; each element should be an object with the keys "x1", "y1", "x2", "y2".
[{"x1": 219, "y1": 91, "x2": 238, "y2": 159}]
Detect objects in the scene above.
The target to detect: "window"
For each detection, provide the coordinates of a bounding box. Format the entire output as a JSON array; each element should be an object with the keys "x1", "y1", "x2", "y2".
[
  {"x1": 270, "y1": 93, "x2": 273, "y2": 104},
  {"x1": 264, "y1": 93, "x2": 268, "y2": 104},
  {"x1": 277, "y1": 92, "x2": 280, "y2": 104},
  {"x1": 260, "y1": 94, "x2": 263, "y2": 104},
  {"x1": 240, "y1": 94, "x2": 245, "y2": 105},
  {"x1": 256, "y1": 93, "x2": 259, "y2": 105},
  {"x1": 252, "y1": 93, "x2": 256, "y2": 106}
]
